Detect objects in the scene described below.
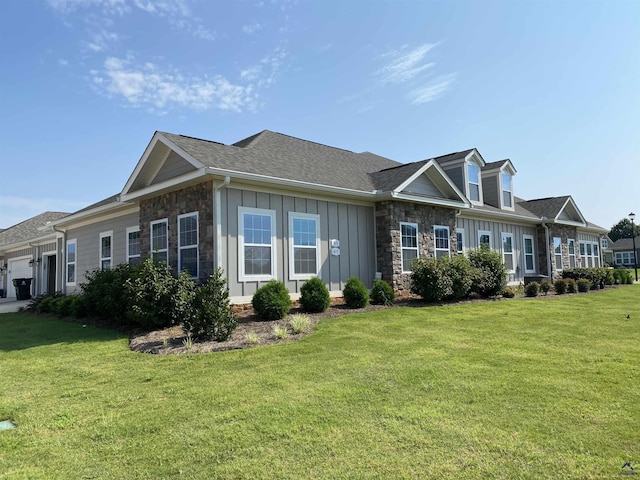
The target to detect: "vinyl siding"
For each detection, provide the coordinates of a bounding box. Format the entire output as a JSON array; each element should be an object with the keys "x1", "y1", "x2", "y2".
[
  {"x1": 481, "y1": 174, "x2": 499, "y2": 208},
  {"x1": 403, "y1": 175, "x2": 442, "y2": 197},
  {"x1": 443, "y1": 165, "x2": 464, "y2": 193},
  {"x1": 152, "y1": 151, "x2": 197, "y2": 185}
]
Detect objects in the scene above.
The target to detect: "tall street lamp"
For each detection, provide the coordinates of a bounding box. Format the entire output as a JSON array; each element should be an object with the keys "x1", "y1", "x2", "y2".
[{"x1": 630, "y1": 212, "x2": 638, "y2": 282}]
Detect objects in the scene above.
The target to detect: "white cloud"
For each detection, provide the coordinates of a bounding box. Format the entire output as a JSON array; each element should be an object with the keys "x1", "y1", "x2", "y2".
[
  {"x1": 243, "y1": 23, "x2": 263, "y2": 34},
  {"x1": 92, "y1": 56, "x2": 257, "y2": 112},
  {"x1": 409, "y1": 74, "x2": 456, "y2": 104},
  {"x1": 239, "y1": 48, "x2": 287, "y2": 88},
  {"x1": 191, "y1": 24, "x2": 217, "y2": 41},
  {"x1": 47, "y1": 0, "x2": 130, "y2": 16},
  {"x1": 84, "y1": 29, "x2": 119, "y2": 52},
  {"x1": 377, "y1": 43, "x2": 439, "y2": 84},
  {"x1": 58, "y1": 59, "x2": 69, "y2": 66}
]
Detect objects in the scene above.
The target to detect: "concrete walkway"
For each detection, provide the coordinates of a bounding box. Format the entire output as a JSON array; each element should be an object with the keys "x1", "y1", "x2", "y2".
[{"x1": 0, "y1": 298, "x2": 31, "y2": 313}]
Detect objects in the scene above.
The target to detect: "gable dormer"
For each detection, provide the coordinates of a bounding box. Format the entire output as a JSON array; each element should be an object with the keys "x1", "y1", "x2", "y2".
[
  {"x1": 434, "y1": 149, "x2": 486, "y2": 206},
  {"x1": 481, "y1": 159, "x2": 517, "y2": 211}
]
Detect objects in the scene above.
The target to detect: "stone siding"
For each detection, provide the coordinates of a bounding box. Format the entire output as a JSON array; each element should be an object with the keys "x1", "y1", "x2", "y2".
[
  {"x1": 537, "y1": 224, "x2": 579, "y2": 280},
  {"x1": 140, "y1": 181, "x2": 214, "y2": 280},
  {"x1": 376, "y1": 200, "x2": 457, "y2": 292}
]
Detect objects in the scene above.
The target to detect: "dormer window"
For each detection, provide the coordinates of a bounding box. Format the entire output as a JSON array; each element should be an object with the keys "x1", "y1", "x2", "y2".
[
  {"x1": 501, "y1": 172, "x2": 513, "y2": 208},
  {"x1": 467, "y1": 163, "x2": 480, "y2": 202}
]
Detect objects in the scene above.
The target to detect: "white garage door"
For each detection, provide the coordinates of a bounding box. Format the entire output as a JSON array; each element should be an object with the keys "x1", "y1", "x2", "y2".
[{"x1": 7, "y1": 258, "x2": 33, "y2": 298}]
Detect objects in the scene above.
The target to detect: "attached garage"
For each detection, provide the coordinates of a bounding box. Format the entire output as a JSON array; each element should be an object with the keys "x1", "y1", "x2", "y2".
[{"x1": 7, "y1": 257, "x2": 32, "y2": 298}]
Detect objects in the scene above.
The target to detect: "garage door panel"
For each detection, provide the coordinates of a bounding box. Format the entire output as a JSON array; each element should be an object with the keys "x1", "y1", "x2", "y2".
[{"x1": 7, "y1": 258, "x2": 32, "y2": 298}]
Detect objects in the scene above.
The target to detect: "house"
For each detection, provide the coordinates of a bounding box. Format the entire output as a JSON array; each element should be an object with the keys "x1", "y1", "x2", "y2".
[
  {"x1": 0, "y1": 130, "x2": 608, "y2": 302},
  {"x1": 610, "y1": 236, "x2": 640, "y2": 267}
]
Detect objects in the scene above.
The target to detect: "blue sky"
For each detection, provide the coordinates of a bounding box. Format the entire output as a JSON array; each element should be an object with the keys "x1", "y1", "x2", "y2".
[{"x1": 1, "y1": 0, "x2": 638, "y2": 230}]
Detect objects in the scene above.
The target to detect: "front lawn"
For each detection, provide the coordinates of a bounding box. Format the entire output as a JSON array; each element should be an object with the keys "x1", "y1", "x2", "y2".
[{"x1": 1, "y1": 286, "x2": 639, "y2": 479}]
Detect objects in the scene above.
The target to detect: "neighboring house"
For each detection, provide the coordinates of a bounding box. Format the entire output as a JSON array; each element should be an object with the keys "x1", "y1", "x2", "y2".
[
  {"x1": 0, "y1": 130, "x2": 608, "y2": 302},
  {"x1": 610, "y1": 236, "x2": 640, "y2": 267},
  {"x1": 601, "y1": 234, "x2": 614, "y2": 266}
]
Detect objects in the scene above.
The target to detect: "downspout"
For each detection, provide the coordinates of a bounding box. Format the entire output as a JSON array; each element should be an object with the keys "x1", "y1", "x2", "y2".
[
  {"x1": 51, "y1": 224, "x2": 67, "y2": 295},
  {"x1": 28, "y1": 242, "x2": 38, "y2": 296},
  {"x1": 541, "y1": 218, "x2": 552, "y2": 282},
  {"x1": 212, "y1": 176, "x2": 231, "y2": 271}
]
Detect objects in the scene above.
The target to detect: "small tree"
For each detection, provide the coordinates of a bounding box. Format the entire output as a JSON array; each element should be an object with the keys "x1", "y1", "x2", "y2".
[{"x1": 609, "y1": 218, "x2": 640, "y2": 242}]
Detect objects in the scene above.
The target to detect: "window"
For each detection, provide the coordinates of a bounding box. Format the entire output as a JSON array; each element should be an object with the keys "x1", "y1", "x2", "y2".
[
  {"x1": 467, "y1": 163, "x2": 480, "y2": 202},
  {"x1": 433, "y1": 226, "x2": 450, "y2": 259},
  {"x1": 127, "y1": 227, "x2": 141, "y2": 265},
  {"x1": 66, "y1": 239, "x2": 77, "y2": 285},
  {"x1": 456, "y1": 228, "x2": 465, "y2": 254},
  {"x1": 579, "y1": 241, "x2": 601, "y2": 268},
  {"x1": 553, "y1": 237, "x2": 563, "y2": 270},
  {"x1": 523, "y1": 234, "x2": 535, "y2": 273},
  {"x1": 579, "y1": 242, "x2": 586, "y2": 266},
  {"x1": 502, "y1": 233, "x2": 514, "y2": 272},
  {"x1": 239, "y1": 207, "x2": 276, "y2": 280},
  {"x1": 601, "y1": 238, "x2": 609, "y2": 249},
  {"x1": 501, "y1": 173, "x2": 513, "y2": 208},
  {"x1": 568, "y1": 239, "x2": 576, "y2": 268},
  {"x1": 400, "y1": 222, "x2": 419, "y2": 272},
  {"x1": 151, "y1": 219, "x2": 168, "y2": 264},
  {"x1": 615, "y1": 251, "x2": 635, "y2": 266},
  {"x1": 478, "y1": 230, "x2": 492, "y2": 249},
  {"x1": 99, "y1": 231, "x2": 113, "y2": 270},
  {"x1": 179, "y1": 212, "x2": 199, "y2": 278},
  {"x1": 289, "y1": 213, "x2": 320, "y2": 279}
]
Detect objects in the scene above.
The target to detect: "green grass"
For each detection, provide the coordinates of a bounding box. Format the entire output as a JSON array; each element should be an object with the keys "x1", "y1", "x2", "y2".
[{"x1": 1, "y1": 286, "x2": 640, "y2": 479}]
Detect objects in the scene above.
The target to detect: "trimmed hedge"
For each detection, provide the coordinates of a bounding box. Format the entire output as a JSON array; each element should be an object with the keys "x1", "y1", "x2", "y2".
[
  {"x1": 343, "y1": 277, "x2": 369, "y2": 308},
  {"x1": 371, "y1": 279, "x2": 395, "y2": 306},
  {"x1": 299, "y1": 277, "x2": 331, "y2": 313},
  {"x1": 525, "y1": 282, "x2": 539, "y2": 297},
  {"x1": 252, "y1": 280, "x2": 292, "y2": 320}
]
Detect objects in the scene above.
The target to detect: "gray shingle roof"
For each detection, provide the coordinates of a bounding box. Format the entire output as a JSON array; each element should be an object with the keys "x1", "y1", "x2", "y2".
[
  {"x1": 368, "y1": 160, "x2": 430, "y2": 191},
  {"x1": 518, "y1": 196, "x2": 572, "y2": 219},
  {"x1": 482, "y1": 160, "x2": 509, "y2": 171},
  {"x1": 0, "y1": 212, "x2": 69, "y2": 248},
  {"x1": 611, "y1": 237, "x2": 640, "y2": 250},
  {"x1": 162, "y1": 130, "x2": 401, "y2": 192}
]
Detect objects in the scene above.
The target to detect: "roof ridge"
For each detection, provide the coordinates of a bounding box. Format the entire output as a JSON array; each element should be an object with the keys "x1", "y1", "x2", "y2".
[
  {"x1": 260, "y1": 130, "x2": 365, "y2": 156},
  {"x1": 160, "y1": 131, "x2": 226, "y2": 147},
  {"x1": 373, "y1": 159, "x2": 429, "y2": 174}
]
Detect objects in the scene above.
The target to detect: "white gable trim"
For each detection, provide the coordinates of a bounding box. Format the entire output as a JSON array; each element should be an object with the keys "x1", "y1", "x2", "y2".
[
  {"x1": 394, "y1": 160, "x2": 471, "y2": 208},
  {"x1": 555, "y1": 196, "x2": 587, "y2": 226}
]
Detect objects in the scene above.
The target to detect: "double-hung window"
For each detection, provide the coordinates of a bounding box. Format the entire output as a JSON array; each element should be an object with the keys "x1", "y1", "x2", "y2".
[
  {"x1": 478, "y1": 230, "x2": 492, "y2": 249},
  {"x1": 568, "y1": 239, "x2": 576, "y2": 268},
  {"x1": 553, "y1": 237, "x2": 563, "y2": 270},
  {"x1": 178, "y1": 212, "x2": 199, "y2": 278},
  {"x1": 400, "y1": 222, "x2": 418, "y2": 272},
  {"x1": 127, "y1": 227, "x2": 141, "y2": 265},
  {"x1": 456, "y1": 228, "x2": 465, "y2": 254},
  {"x1": 467, "y1": 163, "x2": 481, "y2": 202},
  {"x1": 289, "y1": 213, "x2": 320, "y2": 279},
  {"x1": 433, "y1": 225, "x2": 450, "y2": 259},
  {"x1": 66, "y1": 239, "x2": 77, "y2": 285},
  {"x1": 100, "y1": 231, "x2": 113, "y2": 270},
  {"x1": 239, "y1": 207, "x2": 276, "y2": 280},
  {"x1": 523, "y1": 234, "x2": 535, "y2": 273},
  {"x1": 501, "y1": 173, "x2": 513, "y2": 208},
  {"x1": 151, "y1": 219, "x2": 168, "y2": 264},
  {"x1": 502, "y1": 233, "x2": 514, "y2": 272}
]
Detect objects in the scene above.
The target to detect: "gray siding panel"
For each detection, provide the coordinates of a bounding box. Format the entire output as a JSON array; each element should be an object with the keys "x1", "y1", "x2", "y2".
[
  {"x1": 444, "y1": 165, "x2": 464, "y2": 193},
  {"x1": 403, "y1": 175, "x2": 441, "y2": 197},
  {"x1": 152, "y1": 151, "x2": 197, "y2": 185},
  {"x1": 482, "y1": 175, "x2": 499, "y2": 208}
]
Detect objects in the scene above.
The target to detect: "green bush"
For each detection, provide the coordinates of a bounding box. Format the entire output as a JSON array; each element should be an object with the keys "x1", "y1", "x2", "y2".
[
  {"x1": 343, "y1": 277, "x2": 369, "y2": 308},
  {"x1": 299, "y1": 277, "x2": 331, "y2": 313},
  {"x1": 35, "y1": 295, "x2": 56, "y2": 314},
  {"x1": 468, "y1": 247, "x2": 507, "y2": 298},
  {"x1": 539, "y1": 280, "x2": 552, "y2": 295},
  {"x1": 566, "y1": 278, "x2": 577, "y2": 294},
  {"x1": 50, "y1": 296, "x2": 74, "y2": 317},
  {"x1": 69, "y1": 295, "x2": 89, "y2": 319},
  {"x1": 524, "y1": 282, "x2": 539, "y2": 297},
  {"x1": 444, "y1": 254, "x2": 473, "y2": 300},
  {"x1": 125, "y1": 259, "x2": 196, "y2": 328},
  {"x1": 370, "y1": 279, "x2": 395, "y2": 306},
  {"x1": 502, "y1": 286, "x2": 515, "y2": 298},
  {"x1": 562, "y1": 267, "x2": 609, "y2": 290},
  {"x1": 252, "y1": 280, "x2": 292, "y2": 320},
  {"x1": 577, "y1": 278, "x2": 591, "y2": 293},
  {"x1": 554, "y1": 279, "x2": 567, "y2": 295},
  {"x1": 182, "y1": 269, "x2": 237, "y2": 342},
  {"x1": 81, "y1": 263, "x2": 135, "y2": 322},
  {"x1": 612, "y1": 268, "x2": 633, "y2": 285},
  {"x1": 410, "y1": 257, "x2": 453, "y2": 302}
]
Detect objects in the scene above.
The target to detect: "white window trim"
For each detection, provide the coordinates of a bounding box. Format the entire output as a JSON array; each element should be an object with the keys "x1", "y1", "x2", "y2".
[
  {"x1": 523, "y1": 234, "x2": 536, "y2": 274},
  {"x1": 288, "y1": 212, "x2": 321, "y2": 280},
  {"x1": 466, "y1": 161, "x2": 483, "y2": 205},
  {"x1": 99, "y1": 231, "x2": 113, "y2": 270},
  {"x1": 433, "y1": 225, "x2": 450, "y2": 258},
  {"x1": 553, "y1": 237, "x2": 563, "y2": 271},
  {"x1": 456, "y1": 228, "x2": 465, "y2": 254},
  {"x1": 400, "y1": 222, "x2": 419, "y2": 273},
  {"x1": 478, "y1": 230, "x2": 492, "y2": 249},
  {"x1": 178, "y1": 212, "x2": 199, "y2": 278},
  {"x1": 568, "y1": 238, "x2": 576, "y2": 268},
  {"x1": 239, "y1": 206, "x2": 277, "y2": 281},
  {"x1": 500, "y1": 172, "x2": 515, "y2": 211},
  {"x1": 150, "y1": 218, "x2": 169, "y2": 263},
  {"x1": 126, "y1": 226, "x2": 141, "y2": 264},
  {"x1": 501, "y1": 232, "x2": 515, "y2": 273},
  {"x1": 66, "y1": 239, "x2": 77, "y2": 286},
  {"x1": 580, "y1": 240, "x2": 601, "y2": 268}
]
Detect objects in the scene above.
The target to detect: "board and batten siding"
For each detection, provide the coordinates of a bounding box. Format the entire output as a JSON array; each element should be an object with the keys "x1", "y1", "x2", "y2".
[
  {"x1": 403, "y1": 175, "x2": 442, "y2": 197},
  {"x1": 220, "y1": 187, "x2": 376, "y2": 300},
  {"x1": 481, "y1": 175, "x2": 499, "y2": 208},
  {"x1": 457, "y1": 217, "x2": 538, "y2": 283},
  {"x1": 442, "y1": 165, "x2": 464, "y2": 193},
  {"x1": 65, "y1": 212, "x2": 140, "y2": 292},
  {"x1": 152, "y1": 151, "x2": 197, "y2": 185}
]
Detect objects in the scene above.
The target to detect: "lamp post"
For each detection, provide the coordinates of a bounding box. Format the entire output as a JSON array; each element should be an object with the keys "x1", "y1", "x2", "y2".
[{"x1": 630, "y1": 212, "x2": 638, "y2": 282}]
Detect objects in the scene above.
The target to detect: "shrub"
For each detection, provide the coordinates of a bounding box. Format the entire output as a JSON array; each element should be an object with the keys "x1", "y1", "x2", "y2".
[
  {"x1": 244, "y1": 331, "x2": 260, "y2": 345},
  {"x1": 525, "y1": 281, "x2": 539, "y2": 297},
  {"x1": 252, "y1": 280, "x2": 291, "y2": 320},
  {"x1": 468, "y1": 247, "x2": 507, "y2": 298},
  {"x1": 81, "y1": 263, "x2": 134, "y2": 322},
  {"x1": 554, "y1": 279, "x2": 567, "y2": 295},
  {"x1": 289, "y1": 313, "x2": 311, "y2": 334},
  {"x1": 539, "y1": 280, "x2": 552, "y2": 295},
  {"x1": 182, "y1": 268, "x2": 237, "y2": 342},
  {"x1": 125, "y1": 259, "x2": 196, "y2": 328},
  {"x1": 444, "y1": 254, "x2": 473, "y2": 300},
  {"x1": 502, "y1": 286, "x2": 515, "y2": 298},
  {"x1": 410, "y1": 257, "x2": 453, "y2": 302},
  {"x1": 613, "y1": 268, "x2": 633, "y2": 285},
  {"x1": 370, "y1": 279, "x2": 395, "y2": 306},
  {"x1": 299, "y1": 277, "x2": 331, "y2": 313},
  {"x1": 577, "y1": 278, "x2": 591, "y2": 293},
  {"x1": 50, "y1": 296, "x2": 74, "y2": 317},
  {"x1": 566, "y1": 278, "x2": 577, "y2": 294},
  {"x1": 35, "y1": 295, "x2": 56, "y2": 314},
  {"x1": 69, "y1": 295, "x2": 89, "y2": 319},
  {"x1": 273, "y1": 324, "x2": 289, "y2": 339},
  {"x1": 343, "y1": 277, "x2": 369, "y2": 308}
]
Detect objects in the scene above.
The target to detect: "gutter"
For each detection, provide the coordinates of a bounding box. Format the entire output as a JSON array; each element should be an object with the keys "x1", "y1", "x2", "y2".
[
  {"x1": 213, "y1": 176, "x2": 231, "y2": 270},
  {"x1": 541, "y1": 217, "x2": 552, "y2": 282},
  {"x1": 51, "y1": 224, "x2": 67, "y2": 295}
]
